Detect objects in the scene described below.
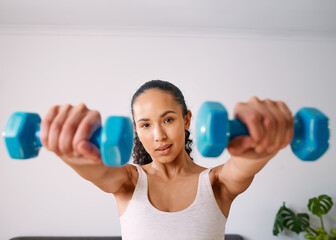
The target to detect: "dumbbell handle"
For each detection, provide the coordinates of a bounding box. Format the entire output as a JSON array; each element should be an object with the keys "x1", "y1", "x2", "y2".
[
  {"x1": 229, "y1": 118, "x2": 303, "y2": 139},
  {"x1": 229, "y1": 119, "x2": 249, "y2": 139}
]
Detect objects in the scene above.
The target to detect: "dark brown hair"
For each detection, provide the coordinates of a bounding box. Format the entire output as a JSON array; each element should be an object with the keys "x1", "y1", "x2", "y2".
[{"x1": 131, "y1": 80, "x2": 193, "y2": 165}]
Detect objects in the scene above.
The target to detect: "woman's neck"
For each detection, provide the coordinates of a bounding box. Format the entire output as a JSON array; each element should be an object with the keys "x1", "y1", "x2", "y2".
[{"x1": 149, "y1": 151, "x2": 197, "y2": 180}]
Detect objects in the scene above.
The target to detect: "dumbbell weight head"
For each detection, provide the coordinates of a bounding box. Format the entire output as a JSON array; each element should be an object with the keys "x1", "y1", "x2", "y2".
[
  {"x1": 100, "y1": 116, "x2": 134, "y2": 166},
  {"x1": 291, "y1": 108, "x2": 329, "y2": 161},
  {"x1": 196, "y1": 102, "x2": 230, "y2": 157},
  {"x1": 3, "y1": 112, "x2": 41, "y2": 159}
]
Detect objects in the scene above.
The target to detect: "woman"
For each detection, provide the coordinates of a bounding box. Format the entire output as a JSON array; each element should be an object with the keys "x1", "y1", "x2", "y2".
[{"x1": 41, "y1": 80, "x2": 293, "y2": 239}]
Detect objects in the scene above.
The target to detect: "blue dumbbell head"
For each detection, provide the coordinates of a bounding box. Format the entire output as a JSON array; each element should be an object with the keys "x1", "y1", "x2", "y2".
[
  {"x1": 3, "y1": 112, "x2": 42, "y2": 159},
  {"x1": 100, "y1": 116, "x2": 134, "y2": 167},
  {"x1": 291, "y1": 107, "x2": 329, "y2": 161},
  {"x1": 196, "y1": 102, "x2": 230, "y2": 157}
]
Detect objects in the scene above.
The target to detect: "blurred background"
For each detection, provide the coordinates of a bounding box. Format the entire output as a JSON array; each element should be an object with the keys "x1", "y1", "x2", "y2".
[{"x1": 0, "y1": 1, "x2": 335, "y2": 239}]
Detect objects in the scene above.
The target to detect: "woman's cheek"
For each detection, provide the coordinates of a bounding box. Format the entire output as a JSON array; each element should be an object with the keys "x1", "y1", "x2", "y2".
[{"x1": 139, "y1": 132, "x2": 154, "y2": 152}]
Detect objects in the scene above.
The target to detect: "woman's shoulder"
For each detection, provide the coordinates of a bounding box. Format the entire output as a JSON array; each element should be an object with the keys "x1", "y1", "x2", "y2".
[
  {"x1": 124, "y1": 164, "x2": 140, "y2": 187},
  {"x1": 208, "y1": 164, "x2": 225, "y2": 185}
]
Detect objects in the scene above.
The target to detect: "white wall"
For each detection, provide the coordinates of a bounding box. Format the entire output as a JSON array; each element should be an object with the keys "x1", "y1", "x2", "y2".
[{"x1": 0, "y1": 29, "x2": 335, "y2": 240}]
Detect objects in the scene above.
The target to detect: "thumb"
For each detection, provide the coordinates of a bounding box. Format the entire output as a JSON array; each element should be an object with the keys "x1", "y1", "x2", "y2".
[
  {"x1": 227, "y1": 136, "x2": 256, "y2": 155},
  {"x1": 76, "y1": 140, "x2": 102, "y2": 164}
]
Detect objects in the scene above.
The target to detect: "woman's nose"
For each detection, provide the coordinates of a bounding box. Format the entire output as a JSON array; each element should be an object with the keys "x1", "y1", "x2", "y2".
[{"x1": 154, "y1": 125, "x2": 167, "y2": 141}]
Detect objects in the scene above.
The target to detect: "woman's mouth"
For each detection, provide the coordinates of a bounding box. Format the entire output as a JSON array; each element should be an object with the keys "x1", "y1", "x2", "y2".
[{"x1": 156, "y1": 144, "x2": 172, "y2": 155}]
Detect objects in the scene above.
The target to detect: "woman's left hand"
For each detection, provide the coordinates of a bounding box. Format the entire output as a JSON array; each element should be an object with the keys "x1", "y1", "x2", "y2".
[{"x1": 227, "y1": 96, "x2": 294, "y2": 160}]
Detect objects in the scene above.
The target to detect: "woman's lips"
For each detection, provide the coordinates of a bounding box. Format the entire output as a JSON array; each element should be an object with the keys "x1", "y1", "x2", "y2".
[{"x1": 156, "y1": 144, "x2": 172, "y2": 155}]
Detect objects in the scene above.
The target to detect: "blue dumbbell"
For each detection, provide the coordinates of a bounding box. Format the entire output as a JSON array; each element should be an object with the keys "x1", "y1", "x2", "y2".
[
  {"x1": 3, "y1": 112, "x2": 134, "y2": 167},
  {"x1": 196, "y1": 102, "x2": 329, "y2": 161}
]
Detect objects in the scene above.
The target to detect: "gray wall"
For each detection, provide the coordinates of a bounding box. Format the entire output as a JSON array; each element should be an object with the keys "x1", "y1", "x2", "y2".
[{"x1": 1, "y1": 29, "x2": 335, "y2": 240}]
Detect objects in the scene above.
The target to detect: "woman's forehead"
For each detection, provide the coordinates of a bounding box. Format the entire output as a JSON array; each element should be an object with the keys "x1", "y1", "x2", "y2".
[{"x1": 133, "y1": 89, "x2": 182, "y2": 116}]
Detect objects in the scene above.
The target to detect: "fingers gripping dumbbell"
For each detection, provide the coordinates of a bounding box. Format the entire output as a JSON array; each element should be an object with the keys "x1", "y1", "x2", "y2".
[
  {"x1": 3, "y1": 112, "x2": 134, "y2": 167},
  {"x1": 196, "y1": 102, "x2": 330, "y2": 161}
]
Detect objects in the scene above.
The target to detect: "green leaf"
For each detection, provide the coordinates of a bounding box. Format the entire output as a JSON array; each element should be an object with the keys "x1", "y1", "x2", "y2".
[
  {"x1": 288, "y1": 213, "x2": 310, "y2": 234},
  {"x1": 316, "y1": 228, "x2": 327, "y2": 234},
  {"x1": 281, "y1": 206, "x2": 309, "y2": 234},
  {"x1": 308, "y1": 195, "x2": 334, "y2": 217},
  {"x1": 305, "y1": 233, "x2": 316, "y2": 240},
  {"x1": 315, "y1": 228, "x2": 330, "y2": 240},
  {"x1": 331, "y1": 229, "x2": 336, "y2": 236},
  {"x1": 273, "y1": 203, "x2": 286, "y2": 236},
  {"x1": 315, "y1": 234, "x2": 330, "y2": 240}
]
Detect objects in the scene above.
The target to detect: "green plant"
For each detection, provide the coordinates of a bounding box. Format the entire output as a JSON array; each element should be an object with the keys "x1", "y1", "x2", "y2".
[{"x1": 273, "y1": 194, "x2": 336, "y2": 240}]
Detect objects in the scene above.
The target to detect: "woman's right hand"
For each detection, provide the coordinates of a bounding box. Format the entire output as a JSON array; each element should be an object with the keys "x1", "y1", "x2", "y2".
[{"x1": 40, "y1": 103, "x2": 103, "y2": 166}]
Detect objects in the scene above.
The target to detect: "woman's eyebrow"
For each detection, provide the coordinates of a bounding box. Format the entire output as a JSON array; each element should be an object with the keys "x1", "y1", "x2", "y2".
[
  {"x1": 137, "y1": 110, "x2": 177, "y2": 123},
  {"x1": 160, "y1": 110, "x2": 177, "y2": 117}
]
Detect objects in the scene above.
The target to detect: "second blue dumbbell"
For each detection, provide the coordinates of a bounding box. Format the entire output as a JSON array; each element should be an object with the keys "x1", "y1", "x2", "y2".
[{"x1": 196, "y1": 101, "x2": 329, "y2": 161}]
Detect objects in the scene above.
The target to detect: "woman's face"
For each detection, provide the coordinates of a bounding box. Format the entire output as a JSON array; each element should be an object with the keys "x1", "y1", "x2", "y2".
[{"x1": 132, "y1": 89, "x2": 191, "y2": 164}]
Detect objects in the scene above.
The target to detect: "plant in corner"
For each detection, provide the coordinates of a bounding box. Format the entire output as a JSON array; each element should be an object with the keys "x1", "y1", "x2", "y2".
[{"x1": 273, "y1": 194, "x2": 336, "y2": 240}]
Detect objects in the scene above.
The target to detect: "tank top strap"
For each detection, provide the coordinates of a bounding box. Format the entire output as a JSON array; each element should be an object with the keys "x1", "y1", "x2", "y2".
[
  {"x1": 198, "y1": 167, "x2": 216, "y2": 201},
  {"x1": 200, "y1": 167, "x2": 212, "y2": 183},
  {"x1": 134, "y1": 164, "x2": 145, "y2": 178},
  {"x1": 132, "y1": 164, "x2": 148, "y2": 201}
]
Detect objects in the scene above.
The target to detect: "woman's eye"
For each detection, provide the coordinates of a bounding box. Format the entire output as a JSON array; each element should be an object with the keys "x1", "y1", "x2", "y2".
[
  {"x1": 165, "y1": 118, "x2": 174, "y2": 123},
  {"x1": 141, "y1": 123, "x2": 150, "y2": 128}
]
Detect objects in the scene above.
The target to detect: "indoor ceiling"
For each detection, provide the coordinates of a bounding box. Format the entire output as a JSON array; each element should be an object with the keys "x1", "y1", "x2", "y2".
[{"x1": 0, "y1": 0, "x2": 336, "y2": 35}]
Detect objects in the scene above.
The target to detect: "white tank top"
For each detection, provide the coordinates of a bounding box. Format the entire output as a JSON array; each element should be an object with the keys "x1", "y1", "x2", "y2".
[{"x1": 120, "y1": 165, "x2": 227, "y2": 240}]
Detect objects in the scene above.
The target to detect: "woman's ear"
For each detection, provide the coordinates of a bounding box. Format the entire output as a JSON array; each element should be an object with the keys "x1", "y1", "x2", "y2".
[{"x1": 184, "y1": 110, "x2": 192, "y2": 130}]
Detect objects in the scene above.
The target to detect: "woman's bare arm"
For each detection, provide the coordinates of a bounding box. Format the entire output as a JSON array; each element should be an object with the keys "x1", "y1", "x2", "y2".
[
  {"x1": 216, "y1": 97, "x2": 294, "y2": 199},
  {"x1": 40, "y1": 103, "x2": 133, "y2": 194}
]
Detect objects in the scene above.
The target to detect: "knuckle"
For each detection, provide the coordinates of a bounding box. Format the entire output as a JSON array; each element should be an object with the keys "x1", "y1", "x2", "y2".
[
  {"x1": 264, "y1": 98, "x2": 275, "y2": 105},
  {"x1": 50, "y1": 120, "x2": 62, "y2": 132},
  {"x1": 61, "y1": 103, "x2": 72, "y2": 110},
  {"x1": 62, "y1": 121, "x2": 76, "y2": 133},
  {"x1": 80, "y1": 122, "x2": 91, "y2": 134},
  {"x1": 50, "y1": 105, "x2": 60, "y2": 112},
  {"x1": 249, "y1": 96, "x2": 260, "y2": 103},
  {"x1": 44, "y1": 105, "x2": 59, "y2": 120},
  {"x1": 263, "y1": 117, "x2": 275, "y2": 129},
  {"x1": 277, "y1": 100, "x2": 286, "y2": 107},
  {"x1": 41, "y1": 118, "x2": 52, "y2": 128},
  {"x1": 43, "y1": 105, "x2": 59, "y2": 123},
  {"x1": 90, "y1": 110, "x2": 101, "y2": 119},
  {"x1": 234, "y1": 102, "x2": 245, "y2": 108},
  {"x1": 76, "y1": 103, "x2": 88, "y2": 112},
  {"x1": 278, "y1": 101, "x2": 293, "y2": 115},
  {"x1": 250, "y1": 112, "x2": 262, "y2": 124}
]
